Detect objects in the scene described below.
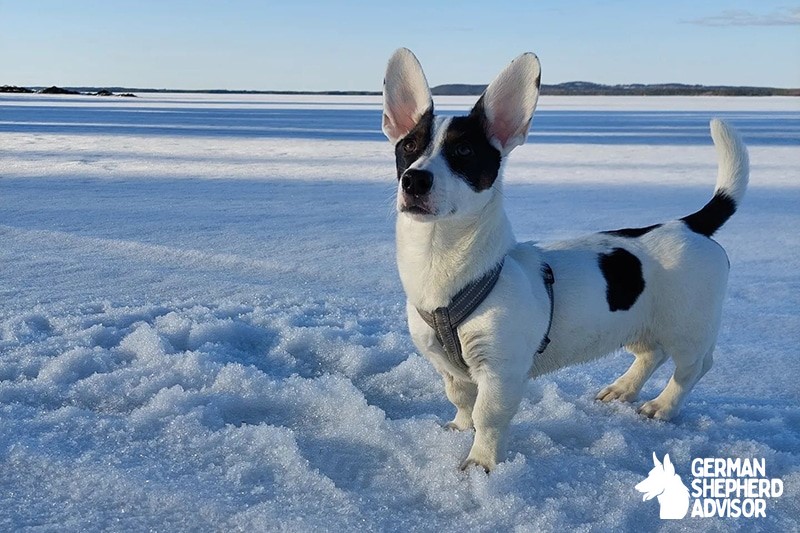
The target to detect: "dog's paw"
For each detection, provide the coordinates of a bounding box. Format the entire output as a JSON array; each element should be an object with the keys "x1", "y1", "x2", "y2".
[
  {"x1": 444, "y1": 418, "x2": 474, "y2": 432},
  {"x1": 459, "y1": 457, "x2": 491, "y2": 473},
  {"x1": 637, "y1": 399, "x2": 676, "y2": 421},
  {"x1": 595, "y1": 383, "x2": 638, "y2": 403}
]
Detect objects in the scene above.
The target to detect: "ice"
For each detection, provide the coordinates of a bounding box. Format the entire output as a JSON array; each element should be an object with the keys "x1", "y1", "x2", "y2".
[{"x1": 0, "y1": 93, "x2": 798, "y2": 531}]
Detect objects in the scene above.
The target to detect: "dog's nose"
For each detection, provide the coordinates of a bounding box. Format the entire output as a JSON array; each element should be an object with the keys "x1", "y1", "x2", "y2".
[{"x1": 401, "y1": 169, "x2": 433, "y2": 196}]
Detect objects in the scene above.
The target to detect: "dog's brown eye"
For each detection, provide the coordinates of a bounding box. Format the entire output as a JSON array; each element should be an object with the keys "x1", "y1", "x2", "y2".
[
  {"x1": 455, "y1": 143, "x2": 473, "y2": 157},
  {"x1": 402, "y1": 139, "x2": 417, "y2": 153}
]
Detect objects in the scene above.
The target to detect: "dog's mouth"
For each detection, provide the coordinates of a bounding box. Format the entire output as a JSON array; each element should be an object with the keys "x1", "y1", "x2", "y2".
[
  {"x1": 401, "y1": 205, "x2": 433, "y2": 215},
  {"x1": 399, "y1": 195, "x2": 437, "y2": 216}
]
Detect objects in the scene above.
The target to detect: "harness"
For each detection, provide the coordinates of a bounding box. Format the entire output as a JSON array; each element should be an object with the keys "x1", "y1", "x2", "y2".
[{"x1": 416, "y1": 259, "x2": 555, "y2": 374}]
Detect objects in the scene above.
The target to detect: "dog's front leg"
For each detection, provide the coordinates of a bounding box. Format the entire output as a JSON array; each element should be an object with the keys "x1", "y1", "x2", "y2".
[
  {"x1": 443, "y1": 374, "x2": 477, "y2": 430},
  {"x1": 460, "y1": 368, "x2": 526, "y2": 472}
]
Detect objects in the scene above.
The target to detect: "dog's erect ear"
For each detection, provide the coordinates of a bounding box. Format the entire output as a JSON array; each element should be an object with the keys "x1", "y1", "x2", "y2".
[
  {"x1": 472, "y1": 53, "x2": 540, "y2": 155},
  {"x1": 382, "y1": 48, "x2": 433, "y2": 144},
  {"x1": 663, "y1": 454, "x2": 675, "y2": 476},
  {"x1": 653, "y1": 452, "x2": 662, "y2": 468}
]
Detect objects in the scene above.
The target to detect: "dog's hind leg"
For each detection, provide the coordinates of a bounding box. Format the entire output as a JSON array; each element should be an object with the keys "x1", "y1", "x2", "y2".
[
  {"x1": 443, "y1": 373, "x2": 478, "y2": 430},
  {"x1": 596, "y1": 344, "x2": 668, "y2": 403},
  {"x1": 638, "y1": 345, "x2": 714, "y2": 420}
]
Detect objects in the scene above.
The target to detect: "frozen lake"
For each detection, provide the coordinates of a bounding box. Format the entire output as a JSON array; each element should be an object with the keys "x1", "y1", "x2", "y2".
[
  {"x1": 2, "y1": 93, "x2": 799, "y2": 145},
  {"x1": 1, "y1": 94, "x2": 798, "y2": 531}
]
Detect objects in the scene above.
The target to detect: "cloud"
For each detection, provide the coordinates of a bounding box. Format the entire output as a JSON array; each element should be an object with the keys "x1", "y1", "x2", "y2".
[{"x1": 683, "y1": 7, "x2": 800, "y2": 26}]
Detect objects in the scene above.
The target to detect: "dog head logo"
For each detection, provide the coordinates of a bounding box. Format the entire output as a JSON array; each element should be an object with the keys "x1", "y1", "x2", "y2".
[{"x1": 635, "y1": 453, "x2": 690, "y2": 519}]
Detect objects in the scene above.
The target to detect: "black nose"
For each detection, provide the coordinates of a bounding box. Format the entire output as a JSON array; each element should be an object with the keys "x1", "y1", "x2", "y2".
[{"x1": 401, "y1": 169, "x2": 433, "y2": 196}]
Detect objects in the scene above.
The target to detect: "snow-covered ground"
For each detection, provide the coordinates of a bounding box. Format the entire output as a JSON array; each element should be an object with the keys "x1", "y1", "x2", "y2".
[{"x1": 1, "y1": 94, "x2": 798, "y2": 531}]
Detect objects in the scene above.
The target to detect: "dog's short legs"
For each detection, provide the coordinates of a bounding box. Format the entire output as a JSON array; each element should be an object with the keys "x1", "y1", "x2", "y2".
[
  {"x1": 443, "y1": 374, "x2": 478, "y2": 430},
  {"x1": 638, "y1": 346, "x2": 714, "y2": 420},
  {"x1": 596, "y1": 345, "x2": 667, "y2": 403},
  {"x1": 461, "y1": 371, "x2": 525, "y2": 471}
]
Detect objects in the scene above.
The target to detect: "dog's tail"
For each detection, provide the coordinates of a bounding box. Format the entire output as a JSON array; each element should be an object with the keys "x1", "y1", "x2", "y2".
[{"x1": 680, "y1": 119, "x2": 749, "y2": 237}]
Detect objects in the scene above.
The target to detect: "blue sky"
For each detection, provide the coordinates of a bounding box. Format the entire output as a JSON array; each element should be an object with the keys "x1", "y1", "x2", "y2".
[{"x1": 1, "y1": 1, "x2": 798, "y2": 90}]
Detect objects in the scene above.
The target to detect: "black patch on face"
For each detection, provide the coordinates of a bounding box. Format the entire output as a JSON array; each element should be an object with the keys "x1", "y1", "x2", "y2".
[
  {"x1": 601, "y1": 224, "x2": 662, "y2": 238},
  {"x1": 598, "y1": 248, "x2": 645, "y2": 312},
  {"x1": 441, "y1": 97, "x2": 502, "y2": 191},
  {"x1": 681, "y1": 192, "x2": 736, "y2": 237},
  {"x1": 394, "y1": 107, "x2": 434, "y2": 180}
]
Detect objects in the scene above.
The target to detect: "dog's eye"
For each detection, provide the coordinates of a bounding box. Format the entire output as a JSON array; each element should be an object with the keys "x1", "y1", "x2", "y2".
[
  {"x1": 455, "y1": 143, "x2": 473, "y2": 157},
  {"x1": 402, "y1": 139, "x2": 417, "y2": 153}
]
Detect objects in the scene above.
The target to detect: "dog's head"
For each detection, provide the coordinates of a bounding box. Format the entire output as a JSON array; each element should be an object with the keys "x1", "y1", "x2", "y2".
[
  {"x1": 635, "y1": 453, "x2": 677, "y2": 501},
  {"x1": 382, "y1": 48, "x2": 541, "y2": 221}
]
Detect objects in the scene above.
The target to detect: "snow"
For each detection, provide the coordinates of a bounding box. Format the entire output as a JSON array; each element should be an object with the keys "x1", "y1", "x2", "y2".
[{"x1": 1, "y1": 93, "x2": 798, "y2": 531}]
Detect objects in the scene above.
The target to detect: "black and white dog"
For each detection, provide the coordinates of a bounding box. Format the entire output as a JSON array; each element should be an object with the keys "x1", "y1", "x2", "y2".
[{"x1": 382, "y1": 49, "x2": 749, "y2": 471}]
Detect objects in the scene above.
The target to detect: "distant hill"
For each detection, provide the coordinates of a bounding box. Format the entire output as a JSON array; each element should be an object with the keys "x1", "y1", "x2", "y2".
[
  {"x1": 432, "y1": 82, "x2": 800, "y2": 97},
  {"x1": 2, "y1": 83, "x2": 798, "y2": 97}
]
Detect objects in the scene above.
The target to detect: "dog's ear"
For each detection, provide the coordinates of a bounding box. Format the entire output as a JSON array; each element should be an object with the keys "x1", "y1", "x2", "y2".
[
  {"x1": 472, "y1": 52, "x2": 540, "y2": 156},
  {"x1": 652, "y1": 452, "x2": 662, "y2": 468},
  {"x1": 663, "y1": 454, "x2": 675, "y2": 476},
  {"x1": 382, "y1": 48, "x2": 433, "y2": 144}
]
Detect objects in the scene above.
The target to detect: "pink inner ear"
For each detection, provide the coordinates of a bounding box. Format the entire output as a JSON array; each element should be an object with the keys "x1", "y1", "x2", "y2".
[
  {"x1": 392, "y1": 106, "x2": 420, "y2": 137},
  {"x1": 491, "y1": 115, "x2": 529, "y2": 148},
  {"x1": 385, "y1": 89, "x2": 427, "y2": 140},
  {"x1": 490, "y1": 117, "x2": 514, "y2": 147},
  {"x1": 483, "y1": 91, "x2": 532, "y2": 150}
]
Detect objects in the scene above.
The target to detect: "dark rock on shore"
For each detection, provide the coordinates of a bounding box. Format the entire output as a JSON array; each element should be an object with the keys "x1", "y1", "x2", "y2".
[
  {"x1": 39, "y1": 86, "x2": 81, "y2": 95},
  {"x1": 94, "y1": 89, "x2": 137, "y2": 97},
  {"x1": 0, "y1": 85, "x2": 34, "y2": 93}
]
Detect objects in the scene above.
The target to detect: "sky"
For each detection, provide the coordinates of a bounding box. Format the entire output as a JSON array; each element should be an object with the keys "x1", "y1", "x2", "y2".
[{"x1": 1, "y1": 1, "x2": 798, "y2": 91}]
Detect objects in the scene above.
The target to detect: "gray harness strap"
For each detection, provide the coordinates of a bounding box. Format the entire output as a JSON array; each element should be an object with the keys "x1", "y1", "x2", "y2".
[
  {"x1": 537, "y1": 263, "x2": 555, "y2": 355},
  {"x1": 416, "y1": 260, "x2": 504, "y2": 373},
  {"x1": 416, "y1": 260, "x2": 555, "y2": 374}
]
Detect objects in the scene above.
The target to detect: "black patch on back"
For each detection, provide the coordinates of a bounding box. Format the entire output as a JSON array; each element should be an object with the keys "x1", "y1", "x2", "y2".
[
  {"x1": 441, "y1": 97, "x2": 502, "y2": 191},
  {"x1": 601, "y1": 224, "x2": 662, "y2": 238},
  {"x1": 681, "y1": 192, "x2": 736, "y2": 237},
  {"x1": 395, "y1": 107, "x2": 434, "y2": 179},
  {"x1": 598, "y1": 248, "x2": 645, "y2": 312}
]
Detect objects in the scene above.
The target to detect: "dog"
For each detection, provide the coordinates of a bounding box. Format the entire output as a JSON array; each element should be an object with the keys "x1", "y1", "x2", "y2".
[
  {"x1": 635, "y1": 453, "x2": 690, "y2": 519},
  {"x1": 382, "y1": 48, "x2": 749, "y2": 471}
]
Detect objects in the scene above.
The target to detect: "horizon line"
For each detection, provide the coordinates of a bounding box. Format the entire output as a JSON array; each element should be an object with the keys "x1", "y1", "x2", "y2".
[{"x1": 4, "y1": 81, "x2": 799, "y2": 95}]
